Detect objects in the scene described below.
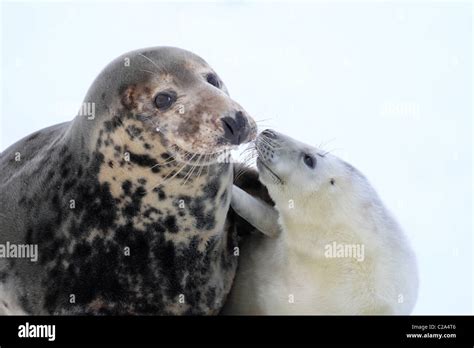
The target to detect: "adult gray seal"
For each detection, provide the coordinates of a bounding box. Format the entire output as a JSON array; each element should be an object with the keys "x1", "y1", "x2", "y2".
[
  {"x1": 223, "y1": 130, "x2": 418, "y2": 315},
  {"x1": 0, "y1": 47, "x2": 257, "y2": 315}
]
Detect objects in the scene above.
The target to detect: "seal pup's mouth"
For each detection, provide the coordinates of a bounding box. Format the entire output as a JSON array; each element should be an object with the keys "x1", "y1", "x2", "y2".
[
  {"x1": 256, "y1": 157, "x2": 283, "y2": 185},
  {"x1": 255, "y1": 130, "x2": 284, "y2": 185}
]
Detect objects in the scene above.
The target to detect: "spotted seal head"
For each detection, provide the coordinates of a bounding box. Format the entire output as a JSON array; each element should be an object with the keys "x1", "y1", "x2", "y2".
[
  {"x1": 83, "y1": 46, "x2": 256, "y2": 159},
  {"x1": 0, "y1": 47, "x2": 256, "y2": 315}
]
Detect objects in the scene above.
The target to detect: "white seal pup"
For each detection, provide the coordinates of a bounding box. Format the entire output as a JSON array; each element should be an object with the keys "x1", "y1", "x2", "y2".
[{"x1": 223, "y1": 130, "x2": 418, "y2": 315}]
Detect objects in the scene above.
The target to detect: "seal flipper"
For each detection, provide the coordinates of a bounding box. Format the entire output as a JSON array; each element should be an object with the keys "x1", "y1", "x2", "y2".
[
  {"x1": 230, "y1": 164, "x2": 278, "y2": 237},
  {"x1": 231, "y1": 185, "x2": 281, "y2": 238}
]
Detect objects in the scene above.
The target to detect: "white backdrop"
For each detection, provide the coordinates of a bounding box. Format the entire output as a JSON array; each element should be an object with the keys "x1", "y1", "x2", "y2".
[{"x1": 1, "y1": 0, "x2": 472, "y2": 314}]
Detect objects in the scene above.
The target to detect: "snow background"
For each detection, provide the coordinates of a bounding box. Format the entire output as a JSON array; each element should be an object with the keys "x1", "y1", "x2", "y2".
[{"x1": 1, "y1": 0, "x2": 472, "y2": 314}]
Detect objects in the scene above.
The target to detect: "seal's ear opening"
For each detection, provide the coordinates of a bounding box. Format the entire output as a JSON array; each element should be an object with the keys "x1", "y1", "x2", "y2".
[{"x1": 120, "y1": 84, "x2": 138, "y2": 110}]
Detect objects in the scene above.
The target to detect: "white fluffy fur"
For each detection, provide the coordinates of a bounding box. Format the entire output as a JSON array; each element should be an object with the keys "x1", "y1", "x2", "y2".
[{"x1": 223, "y1": 131, "x2": 418, "y2": 315}]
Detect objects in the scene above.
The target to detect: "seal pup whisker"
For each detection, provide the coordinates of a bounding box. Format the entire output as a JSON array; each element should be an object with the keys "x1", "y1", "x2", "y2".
[
  {"x1": 238, "y1": 152, "x2": 256, "y2": 166},
  {"x1": 233, "y1": 152, "x2": 257, "y2": 183},
  {"x1": 234, "y1": 166, "x2": 253, "y2": 184},
  {"x1": 239, "y1": 152, "x2": 256, "y2": 163},
  {"x1": 320, "y1": 148, "x2": 342, "y2": 157},
  {"x1": 234, "y1": 144, "x2": 258, "y2": 182},
  {"x1": 256, "y1": 133, "x2": 283, "y2": 151},
  {"x1": 255, "y1": 139, "x2": 278, "y2": 155},
  {"x1": 317, "y1": 138, "x2": 336, "y2": 151},
  {"x1": 240, "y1": 151, "x2": 257, "y2": 161},
  {"x1": 258, "y1": 134, "x2": 281, "y2": 148}
]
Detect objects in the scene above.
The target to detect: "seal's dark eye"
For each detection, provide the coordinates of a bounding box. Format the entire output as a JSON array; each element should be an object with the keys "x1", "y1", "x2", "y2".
[
  {"x1": 154, "y1": 92, "x2": 176, "y2": 110},
  {"x1": 303, "y1": 154, "x2": 316, "y2": 169},
  {"x1": 206, "y1": 73, "x2": 220, "y2": 88}
]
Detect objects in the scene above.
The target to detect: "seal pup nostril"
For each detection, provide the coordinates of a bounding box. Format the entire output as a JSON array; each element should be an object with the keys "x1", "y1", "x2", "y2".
[{"x1": 261, "y1": 129, "x2": 277, "y2": 139}]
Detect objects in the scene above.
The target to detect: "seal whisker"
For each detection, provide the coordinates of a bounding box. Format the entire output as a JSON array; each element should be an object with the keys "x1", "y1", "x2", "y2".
[
  {"x1": 238, "y1": 158, "x2": 257, "y2": 174},
  {"x1": 138, "y1": 68, "x2": 159, "y2": 76},
  {"x1": 234, "y1": 151, "x2": 257, "y2": 182},
  {"x1": 181, "y1": 154, "x2": 202, "y2": 185},
  {"x1": 165, "y1": 141, "x2": 229, "y2": 166},
  {"x1": 164, "y1": 152, "x2": 197, "y2": 183},
  {"x1": 195, "y1": 154, "x2": 207, "y2": 180},
  {"x1": 242, "y1": 152, "x2": 257, "y2": 165},
  {"x1": 241, "y1": 149, "x2": 255, "y2": 156},
  {"x1": 240, "y1": 143, "x2": 257, "y2": 156},
  {"x1": 238, "y1": 156, "x2": 256, "y2": 171},
  {"x1": 234, "y1": 164, "x2": 253, "y2": 183},
  {"x1": 240, "y1": 144, "x2": 257, "y2": 161},
  {"x1": 262, "y1": 139, "x2": 282, "y2": 150},
  {"x1": 138, "y1": 53, "x2": 167, "y2": 74},
  {"x1": 318, "y1": 138, "x2": 336, "y2": 149},
  {"x1": 149, "y1": 156, "x2": 178, "y2": 169},
  {"x1": 257, "y1": 136, "x2": 282, "y2": 151},
  {"x1": 321, "y1": 147, "x2": 342, "y2": 156},
  {"x1": 204, "y1": 155, "x2": 213, "y2": 177},
  {"x1": 240, "y1": 151, "x2": 257, "y2": 160},
  {"x1": 255, "y1": 117, "x2": 274, "y2": 123},
  {"x1": 157, "y1": 164, "x2": 185, "y2": 186},
  {"x1": 182, "y1": 153, "x2": 204, "y2": 186}
]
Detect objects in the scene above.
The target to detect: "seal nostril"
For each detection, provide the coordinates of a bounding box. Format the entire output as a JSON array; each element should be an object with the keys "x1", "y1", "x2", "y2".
[
  {"x1": 261, "y1": 129, "x2": 277, "y2": 139},
  {"x1": 221, "y1": 113, "x2": 249, "y2": 145},
  {"x1": 222, "y1": 118, "x2": 235, "y2": 136},
  {"x1": 235, "y1": 111, "x2": 246, "y2": 129}
]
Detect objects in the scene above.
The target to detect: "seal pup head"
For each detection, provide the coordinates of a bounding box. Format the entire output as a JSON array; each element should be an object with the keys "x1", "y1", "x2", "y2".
[
  {"x1": 254, "y1": 129, "x2": 382, "y2": 226},
  {"x1": 80, "y1": 46, "x2": 257, "y2": 164},
  {"x1": 253, "y1": 130, "x2": 413, "y2": 265}
]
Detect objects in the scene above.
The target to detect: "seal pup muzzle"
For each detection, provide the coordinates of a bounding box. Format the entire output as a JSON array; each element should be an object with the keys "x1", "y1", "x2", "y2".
[
  {"x1": 223, "y1": 130, "x2": 418, "y2": 315},
  {"x1": 0, "y1": 47, "x2": 256, "y2": 315}
]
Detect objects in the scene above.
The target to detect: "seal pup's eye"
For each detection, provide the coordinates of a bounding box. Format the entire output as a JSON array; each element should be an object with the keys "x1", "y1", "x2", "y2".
[
  {"x1": 154, "y1": 91, "x2": 177, "y2": 110},
  {"x1": 303, "y1": 154, "x2": 316, "y2": 169},
  {"x1": 206, "y1": 73, "x2": 220, "y2": 88}
]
